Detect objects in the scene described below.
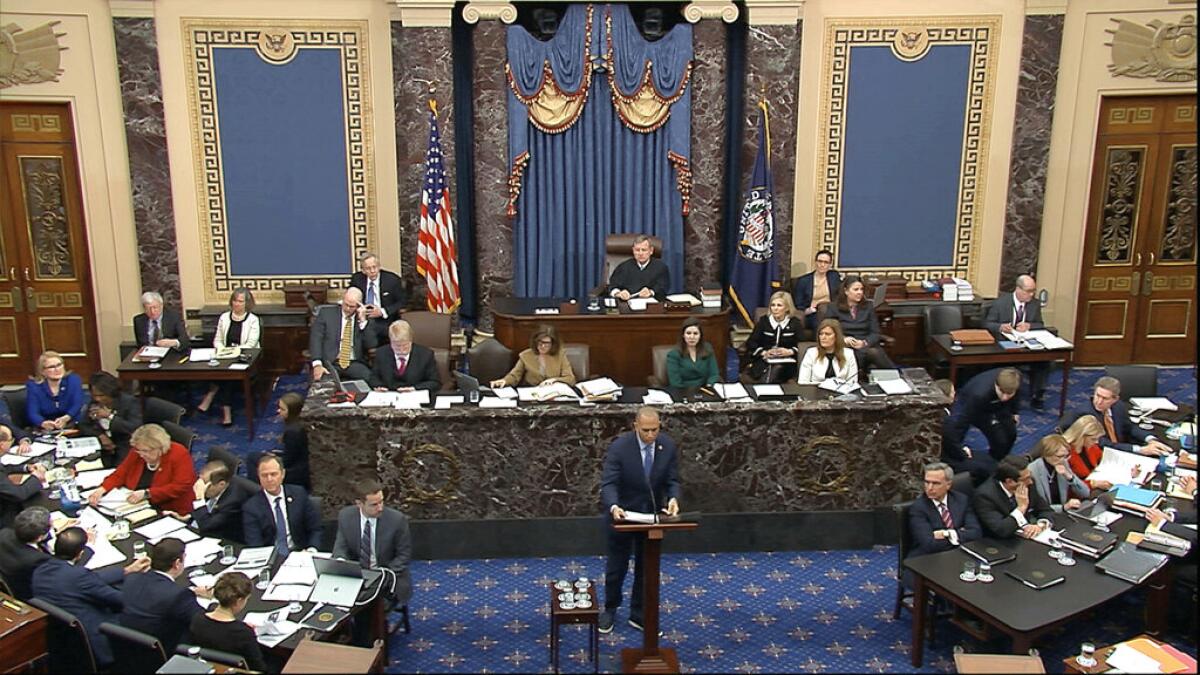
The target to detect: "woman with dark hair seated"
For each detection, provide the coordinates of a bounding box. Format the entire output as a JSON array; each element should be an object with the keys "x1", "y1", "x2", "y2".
[
  {"x1": 490, "y1": 324, "x2": 576, "y2": 388},
  {"x1": 188, "y1": 572, "x2": 267, "y2": 672},
  {"x1": 25, "y1": 350, "x2": 84, "y2": 431},
  {"x1": 276, "y1": 392, "x2": 311, "y2": 491},
  {"x1": 666, "y1": 317, "x2": 719, "y2": 388},
  {"x1": 79, "y1": 371, "x2": 143, "y2": 468},
  {"x1": 742, "y1": 291, "x2": 805, "y2": 384},
  {"x1": 822, "y1": 275, "x2": 895, "y2": 374}
]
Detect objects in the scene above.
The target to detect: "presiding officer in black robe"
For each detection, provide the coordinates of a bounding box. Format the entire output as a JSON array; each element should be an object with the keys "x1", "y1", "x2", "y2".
[{"x1": 608, "y1": 235, "x2": 670, "y2": 300}]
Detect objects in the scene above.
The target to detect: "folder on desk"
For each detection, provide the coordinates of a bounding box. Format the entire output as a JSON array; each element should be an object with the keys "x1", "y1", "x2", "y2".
[
  {"x1": 961, "y1": 539, "x2": 1017, "y2": 566},
  {"x1": 1001, "y1": 558, "x2": 1065, "y2": 590},
  {"x1": 1096, "y1": 541, "x2": 1168, "y2": 584}
]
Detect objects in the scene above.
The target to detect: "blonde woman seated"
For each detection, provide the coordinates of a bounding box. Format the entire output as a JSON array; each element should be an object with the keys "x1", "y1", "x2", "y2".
[
  {"x1": 666, "y1": 317, "x2": 719, "y2": 388},
  {"x1": 1063, "y1": 414, "x2": 1127, "y2": 492},
  {"x1": 1027, "y1": 434, "x2": 1087, "y2": 512},
  {"x1": 490, "y1": 325, "x2": 576, "y2": 388},
  {"x1": 797, "y1": 319, "x2": 858, "y2": 384},
  {"x1": 743, "y1": 291, "x2": 805, "y2": 384}
]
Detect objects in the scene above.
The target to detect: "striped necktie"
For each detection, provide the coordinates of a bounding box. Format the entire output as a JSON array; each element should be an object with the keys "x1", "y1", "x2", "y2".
[{"x1": 938, "y1": 503, "x2": 954, "y2": 529}]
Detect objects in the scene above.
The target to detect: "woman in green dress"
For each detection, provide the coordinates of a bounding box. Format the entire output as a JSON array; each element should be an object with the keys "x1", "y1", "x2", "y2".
[{"x1": 666, "y1": 317, "x2": 719, "y2": 388}]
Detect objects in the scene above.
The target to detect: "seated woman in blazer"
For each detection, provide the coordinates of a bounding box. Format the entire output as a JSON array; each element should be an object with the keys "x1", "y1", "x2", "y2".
[
  {"x1": 666, "y1": 317, "x2": 719, "y2": 388},
  {"x1": 792, "y1": 249, "x2": 841, "y2": 331},
  {"x1": 25, "y1": 351, "x2": 84, "y2": 431},
  {"x1": 743, "y1": 291, "x2": 805, "y2": 384},
  {"x1": 822, "y1": 275, "x2": 895, "y2": 373},
  {"x1": 196, "y1": 288, "x2": 262, "y2": 426},
  {"x1": 1027, "y1": 434, "x2": 1087, "y2": 512},
  {"x1": 88, "y1": 423, "x2": 197, "y2": 515},
  {"x1": 797, "y1": 319, "x2": 858, "y2": 384},
  {"x1": 490, "y1": 325, "x2": 576, "y2": 388}
]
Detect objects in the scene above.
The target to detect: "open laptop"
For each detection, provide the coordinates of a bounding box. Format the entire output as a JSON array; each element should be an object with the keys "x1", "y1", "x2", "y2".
[
  {"x1": 871, "y1": 281, "x2": 890, "y2": 308},
  {"x1": 309, "y1": 557, "x2": 380, "y2": 607},
  {"x1": 455, "y1": 371, "x2": 481, "y2": 393},
  {"x1": 326, "y1": 361, "x2": 370, "y2": 395}
]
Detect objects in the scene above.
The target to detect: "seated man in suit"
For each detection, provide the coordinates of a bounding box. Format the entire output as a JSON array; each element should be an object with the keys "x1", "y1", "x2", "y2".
[
  {"x1": 908, "y1": 462, "x2": 982, "y2": 558},
  {"x1": 983, "y1": 274, "x2": 1048, "y2": 408},
  {"x1": 242, "y1": 454, "x2": 321, "y2": 557},
  {"x1": 351, "y1": 252, "x2": 407, "y2": 341},
  {"x1": 608, "y1": 235, "x2": 670, "y2": 301},
  {"x1": 119, "y1": 538, "x2": 211, "y2": 654},
  {"x1": 1, "y1": 426, "x2": 46, "y2": 527},
  {"x1": 599, "y1": 407, "x2": 681, "y2": 634},
  {"x1": 310, "y1": 287, "x2": 376, "y2": 383},
  {"x1": 1060, "y1": 376, "x2": 1171, "y2": 457},
  {"x1": 172, "y1": 461, "x2": 247, "y2": 542},
  {"x1": 0, "y1": 506, "x2": 52, "y2": 600},
  {"x1": 370, "y1": 319, "x2": 441, "y2": 392},
  {"x1": 333, "y1": 478, "x2": 413, "y2": 645},
  {"x1": 31, "y1": 526, "x2": 148, "y2": 669},
  {"x1": 1147, "y1": 476, "x2": 1197, "y2": 594},
  {"x1": 78, "y1": 371, "x2": 143, "y2": 468},
  {"x1": 943, "y1": 367, "x2": 1022, "y2": 469},
  {"x1": 974, "y1": 455, "x2": 1055, "y2": 539},
  {"x1": 133, "y1": 291, "x2": 189, "y2": 351}
]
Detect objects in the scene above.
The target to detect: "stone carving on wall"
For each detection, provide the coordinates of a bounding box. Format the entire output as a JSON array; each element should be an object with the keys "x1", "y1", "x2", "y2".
[
  {"x1": 682, "y1": 2, "x2": 739, "y2": 24},
  {"x1": 1107, "y1": 14, "x2": 1196, "y2": 82},
  {"x1": 462, "y1": 1, "x2": 517, "y2": 24},
  {"x1": 0, "y1": 22, "x2": 67, "y2": 88}
]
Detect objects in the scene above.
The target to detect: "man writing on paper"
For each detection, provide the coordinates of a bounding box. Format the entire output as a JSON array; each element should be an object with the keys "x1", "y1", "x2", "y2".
[
  {"x1": 1060, "y1": 376, "x2": 1172, "y2": 457},
  {"x1": 599, "y1": 407, "x2": 680, "y2": 635},
  {"x1": 369, "y1": 320, "x2": 441, "y2": 393},
  {"x1": 983, "y1": 275, "x2": 1048, "y2": 408},
  {"x1": 608, "y1": 235, "x2": 670, "y2": 301}
]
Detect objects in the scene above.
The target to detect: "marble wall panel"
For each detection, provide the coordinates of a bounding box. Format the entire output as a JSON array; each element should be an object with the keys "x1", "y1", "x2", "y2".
[
  {"x1": 113, "y1": 18, "x2": 182, "y2": 308},
  {"x1": 685, "y1": 20, "x2": 728, "y2": 293},
  {"x1": 1000, "y1": 15, "x2": 1064, "y2": 292},
  {"x1": 744, "y1": 23, "x2": 802, "y2": 281},
  {"x1": 393, "y1": 24, "x2": 457, "y2": 312},
  {"x1": 471, "y1": 20, "x2": 513, "y2": 330}
]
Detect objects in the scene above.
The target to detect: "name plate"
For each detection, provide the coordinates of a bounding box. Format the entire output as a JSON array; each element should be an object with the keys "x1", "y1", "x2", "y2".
[{"x1": 534, "y1": 308, "x2": 560, "y2": 315}]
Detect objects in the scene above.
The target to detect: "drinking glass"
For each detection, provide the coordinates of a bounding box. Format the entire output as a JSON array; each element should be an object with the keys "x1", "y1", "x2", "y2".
[
  {"x1": 220, "y1": 544, "x2": 236, "y2": 566},
  {"x1": 256, "y1": 568, "x2": 271, "y2": 590},
  {"x1": 1076, "y1": 641, "x2": 1097, "y2": 668},
  {"x1": 977, "y1": 562, "x2": 993, "y2": 582},
  {"x1": 1049, "y1": 537, "x2": 1064, "y2": 559},
  {"x1": 1059, "y1": 547, "x2": 1075, "y2": 565},
  {"x1": 111, "y1": 518, "x2": 130, "y2": 541},
  {"x1": 960, "y1": 561, "x2": 977, "y2": 582},
  {"x1": 133, "y1": 540, "x2": 147, "y2": 558}
]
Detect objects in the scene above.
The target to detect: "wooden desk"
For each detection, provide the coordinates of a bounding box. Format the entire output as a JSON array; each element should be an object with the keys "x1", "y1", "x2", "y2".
[
  {"x1": 1061, "y1": 634, "x2": 1193, "y2": 674},
  {"x1": 929, "y1": 334, "x2": 1073, "y2": 414},
  {"x1": 0, "y1": 594, "x2": 47, "y2": 673},
  {"x1": 196, "y1": 304, "x2": 313, "y2": 378},
  {"x1": 491, "y1": 298, "x2": 729, "y2": 386},
  {"x1": 281, "y1": 638, "x2": 384, "y2": 673}
]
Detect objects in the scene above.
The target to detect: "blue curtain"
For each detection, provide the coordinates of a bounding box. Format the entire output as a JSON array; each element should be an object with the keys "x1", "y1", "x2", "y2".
[{"x1": 507, "y1": 4, "x2": 691, "y2": 299}]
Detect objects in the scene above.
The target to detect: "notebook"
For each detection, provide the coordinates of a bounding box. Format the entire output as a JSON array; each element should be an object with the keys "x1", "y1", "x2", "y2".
[
  {"x1": 1096, "y1": 541, "x2": 1169, "y2": 584},
  {"x1": 1055, "y1": 521, "x2": 1118, "y2": 558},
  {"x1": 961, "y1": 539, "x2": 1017, "y2": 566},
  {"x1": 1002, "y1": 558, "x2": 1066, "y2": 590}
]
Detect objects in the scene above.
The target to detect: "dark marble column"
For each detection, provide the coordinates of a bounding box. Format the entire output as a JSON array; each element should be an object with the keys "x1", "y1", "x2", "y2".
[
  {"x1": 113, "y1": 18, "x2": 182, "y2": 308},
  {"x1": 470, "y1": 21, "x2": 512, "y2": 331},
  {"x1": 1000, "y1": 15, "x2": 1064, "y2": 292},
  {"x1": 392, "y1": 24, "x2": 457, "y2": 310},
  {"x1": 744, "y1": 22, "x2": 802, "y2": 282},
  {"x1": 685, "y1": 21, "x2": 728, "y2": 293}
]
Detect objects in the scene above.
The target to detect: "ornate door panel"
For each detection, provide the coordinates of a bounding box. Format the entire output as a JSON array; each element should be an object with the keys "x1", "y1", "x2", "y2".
[
  {"x1": 1075, "y1": 95, "x2": 1197, "y2": 366},
  {"x1": 0, "y1": 103, "x2": 101, "y2": 383}
]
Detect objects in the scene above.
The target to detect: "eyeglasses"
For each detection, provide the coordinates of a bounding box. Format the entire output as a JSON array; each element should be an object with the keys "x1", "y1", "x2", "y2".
[
  {"x1": 44, "y1": 362, "x2": 65, "y2": 369},
  {"x1": 537, "y1": 340, "x2": 553, "y2": 346},
  {"x1": 816, "y1": 258, "x2": 832, "y2": 265}
]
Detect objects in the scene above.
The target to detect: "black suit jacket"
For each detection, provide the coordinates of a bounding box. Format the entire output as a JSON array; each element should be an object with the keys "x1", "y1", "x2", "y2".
[
  {"x1": 241, "y1": 484, "x2": 322, "y2": 551},
  {"x1": 79, "y1": 391, "x2": 142, "y2": 451},
  {"x1": 973, "y1": 478, "x2": 1054, "y2": 539},
  {"x1": 308, "y1": 305, "x2": 376, "y2": 369},
  {"x1": 823, "y1": 302, "x2": 882, "y2": 346},
  {"x1": 350, "y1": 270, "x2": 407, "y2": 320},
  {"x1": 608, "y1": 258, "x2": 670, "y2": 299},
  {"x1": 907, "y1": 491, "x2": 982, "y2": 558},
  {"x1": 983, "y1": 293, "x2": 1045, "y2": 333},
  {"x1": 119, "y1": 570, "x2": 202, "y2": 654},
  {"x1": 332, "y1": 506, "x2": 413, "y2": 604},
  {"x1": 133, "y1": 310, "x2": 190, "y2": 349},
  {"x1": 943, "y1": 368, "x2": 1019, "y2": 452},
  {"x1": 1059, "y1": 400, "x2": 1152, "y2": 453},
  {"x1": 191, "y1": 481, "x2": 249, "y2": 543},
  {"x1": 600, "y1": 431, "x2": 681, "y2": 518},
  {"x1": 0, "y1": 528, "x2": 49, "y2": 600},
  {"x1": 370, "y1": 344, "x2": 441, "y2": 392}
]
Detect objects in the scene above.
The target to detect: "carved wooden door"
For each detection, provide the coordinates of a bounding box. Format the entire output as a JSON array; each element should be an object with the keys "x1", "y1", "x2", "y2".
[
  {"x1": 1075, "y1": 95, "x2": 1197, "y2": 365},
  {"x1": 0, "y1": 102, "x2": 101, "y2": 383}
]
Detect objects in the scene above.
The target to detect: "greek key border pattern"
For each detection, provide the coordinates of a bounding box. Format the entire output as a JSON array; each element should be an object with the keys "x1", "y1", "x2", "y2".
[
  {"x1": 182, "y1": 19, "x2": 375, "y2": 301},
  {"x1": 815, "y1": 17, "x2": 1000, "y2": 283}
]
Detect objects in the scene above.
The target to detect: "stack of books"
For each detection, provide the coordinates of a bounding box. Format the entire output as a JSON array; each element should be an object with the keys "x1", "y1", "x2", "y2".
[
  {"x1": 1096, "y1": 541, "x2": 1169, "y2": 584},
  {"x1": 699, "y1": 285, "x2": 722, "y2": 309},
  {"x1": 1055, "y1": 521, "x2": 1118, "y2": 559},
  {"x1": 1132, "y1": 528, "x2": 1193, "y2": 557},
  {"x1": 1110, "y1": 484, "x2": 1164, "y2": 516}
]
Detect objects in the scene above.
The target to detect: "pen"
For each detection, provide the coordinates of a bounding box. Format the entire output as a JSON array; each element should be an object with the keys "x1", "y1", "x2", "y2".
[
  {"x1": 699, "y1": 387, "x2": 715, "y2": 396},
  {"x1": 179, "y1": 356, "x2": 189, "y2": 364}
]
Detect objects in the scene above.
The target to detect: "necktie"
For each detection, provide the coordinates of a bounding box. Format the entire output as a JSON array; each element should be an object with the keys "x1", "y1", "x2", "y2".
[
  {"x1": 337, "y1": 315, "x2": 354, "y2": 369},
  {"x1": 360, "y1": 520, "x2": 373, "y2": 569},
  {"x1": 150, "y1": 319, "x2": 160, "y2": 345},
  {"x1": 1015, "y1": 303, "x2": 1025, "y2": 325},
  {"x1": 642, "y1": 445, "x2": 654, "y2": 480},
  {"x1": 938, "y1": 503, "x2": 954, "y2": 529},
  {"x1": 366, "y1": 281, "x2": 376, "y2": 307},
  {"x1": 1104, "y1": 410, "x2": 1119, "y2": 443},
  {"x1": 273, "y1": 497, "x2": 289, "y2": 556},
  {"x1": 1048, "y1": 476, "x2": 1062, "y2": 505},
  {"x1": 396, "y1": 355, "x2": 408, "y2": 377}
]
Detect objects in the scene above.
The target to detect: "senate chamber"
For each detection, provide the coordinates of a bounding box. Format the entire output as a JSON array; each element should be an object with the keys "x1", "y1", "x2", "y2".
[{"x1": 0, "y1": 0, "x2": 1196, "y2": 672}]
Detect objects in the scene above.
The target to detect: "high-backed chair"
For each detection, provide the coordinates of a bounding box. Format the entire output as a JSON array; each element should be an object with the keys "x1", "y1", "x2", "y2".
[
  {"x1": 595, "y1": 233, "x2": 664, "y2": 295},
  {"x1": 1104, "y1": 365, "x2": 1158, "y2": 401},
  {"x1": 162, "y1": 420, "x2": 196, "y2": 451},
  {"x1": 738, "y1": 307, "x2": 816, "y2": 377},
  {"x1": 144, "y1": 396, "x2": 185, "y2": 425},
  {"x1": 175, "y1": 643, "x2": 249, "y2": 669},
  {"x1": 433, "y1": 348, "x2": 453, "y2": 393},
  {"x1": 404, "y1": 311, "x2": 452, "y2": 352},
  {"x1": 924, "y1": 305, "x2": 964, "y2": 375},
  {"x1": 468, "y1": 338, "x2": 515, "y2": 384},
  {"x1": 647, "y1": 345, "x2": 675, "y2": 388},
  {"x1": 563, "y1": 343, "x2": 590, "y2": 381},
  {"x1": 99, "y1": 622, "x2": 167, "y2": 673},
  {"x1": 1, "y1": 389, "x2": 31, "y2": 431},
  {"x1": 27, "y1": 598, "x2": 98, "y2": 673},
  {"x1": 206, "y1": 446, "x2": 243, "y2": 476},
  {"x1": 891, "y1": 502, "x2": 942, "y2": 645}
]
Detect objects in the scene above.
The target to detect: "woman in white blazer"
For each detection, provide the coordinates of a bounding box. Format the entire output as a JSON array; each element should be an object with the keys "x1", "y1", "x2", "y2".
[
  {"x1": 797, "y1": 318, "x2": 859, "y2": 384},
  {"x1": 197, "y1": 288, "x2": 261, "y2": 425}
]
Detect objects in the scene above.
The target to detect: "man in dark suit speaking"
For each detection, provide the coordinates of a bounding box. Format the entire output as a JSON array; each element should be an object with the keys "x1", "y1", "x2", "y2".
[
  {"x1": 310, "y1": 287, "x2": 376, "y2": 382},
  {"x1": 351, "y1": 253, "x2": 407, "y2": 341},
  {"x1": 608, "y1": 235, "x2": 670, "y2": 301},
  {"x1": 599, "y1": 407, "x2": 681, "y2": 634},
  {"x1": 369, "y1": 319, "x2": 441, "y2": 392}
]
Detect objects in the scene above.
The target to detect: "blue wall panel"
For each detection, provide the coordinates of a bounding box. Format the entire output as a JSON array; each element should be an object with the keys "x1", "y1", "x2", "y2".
[
  {"x1": 838, "y1": 45, "x2": 969, "y2": 269},
  {"x1": 213, "y1": 47, "x2": 351, "y2": 276}
]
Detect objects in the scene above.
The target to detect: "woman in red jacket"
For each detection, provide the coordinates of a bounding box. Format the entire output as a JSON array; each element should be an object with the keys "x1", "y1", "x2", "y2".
[{"x1": 87, "y1": 423, "x2": 196, "y2": 515}]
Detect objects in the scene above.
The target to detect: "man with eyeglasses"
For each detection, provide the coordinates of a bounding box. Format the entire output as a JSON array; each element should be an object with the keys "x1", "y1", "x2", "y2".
[
  {"x1": 984, "y1": 274, "x2": 1048, "y2": 408},
  {"x1": 792, "y1": 249, "x2": 842, "y2": 331}
]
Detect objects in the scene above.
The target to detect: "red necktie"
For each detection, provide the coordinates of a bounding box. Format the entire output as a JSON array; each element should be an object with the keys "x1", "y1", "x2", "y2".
[
  {"x1": 396, "y1": 355, "x2": 408, "y2": 377},
  {"x1": 938, "y1": 503, "x2": 954, "y2": 529}
]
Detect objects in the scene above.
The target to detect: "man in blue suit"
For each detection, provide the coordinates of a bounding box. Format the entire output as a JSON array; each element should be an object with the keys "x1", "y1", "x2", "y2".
[
  {"x1": 907, "y1": 462, "x2": 981, "y2": 560},
  {"x1": 119, "y1": 537, "x2": 212, "y2": 654},
  {"x1": 1059, "y1": 376, "x2": 1171, "y2": 457},
  {"x1": 242, "y1": 454, "x2": 322, "y2": 555},
  {"x1": 942, "y1": 368, "x2": 1022, "y2": 471},
  {"x1": 31, "y1": 527, "x2": 148, "y2": 668},
  {"x1": 599, "y1": 407, "x2": 681, "y2": 634}
]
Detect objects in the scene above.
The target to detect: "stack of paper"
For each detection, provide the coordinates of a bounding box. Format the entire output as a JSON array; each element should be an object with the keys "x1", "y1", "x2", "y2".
[
  {"x1": 74, "y1": 469, "x2": 115, "y2": 490},
  {"x1": 642, "y1": 389, "x2": 673, "y2": 405},
  {"x1": 753, "y1": 384, "x2": 785, "y2": 397},
  {"x1": 273, "y1": 551, "x2": 318, "y2": 586},
  {"x1": 183, "y1": 537, "x2": 224, "y2": 568},
  {"x1": 359, "y1": 391, "x2": 400, "y2": 408},
  {"x1": 56, "y1": 437, "x2": 101, "y2": 458},
  {"x1": 527, "y1": 381, "x2": 578, "y2": 402},
  {"x1": 1107, "y1": 637, "x2": 1195, "y2": 673},
  {"x1": 626, "y1": 298, "x2": 658, "y2": 311},
  {"x1": 490, "y1": 387, "x2": 518, "y2": 400},
  {"x1": 665, "y1": 293, "x2": 701, "y2": 306},
  {"x1": 1025, "y1": 329, "x2": 1072, "y2": 350},
  {"x1": 1089, "y1": 447, "x2": 1160, "y2": 487},
  {"x1": 134, "y1": 516, "x2": 188, "y2": 540},
  {"x1": 1130, "y1": 397, "x2": 1178, "y2": 413},
  {"x1": 234, "y1": 546, "x2": 274, "y2": 570},
  {"x1": 394, "y1": 390, "x2": 430, "y2": 408},
  {"x1": 84, "y1": 535, "x2": 128, "y2": 570},
  {"x1": 577, "y1": 377, "x2": 621, "y2": 397},
  {"x1": 434, "y1": 395, "x2": 463, "y2": 410},
  {"x1": 0, "y1": 452, "x2": 30, "y2": 466},
  {"x1": 479, "y1": 397, "x2": 517, "y2": 409},
  {"x1": 877, "y1": 379, "x2": 913, "y2": 395},
  {"x1": 817, "y1": 379, "x2": 859, "y2": 395},
  {"x1": 189, "y1": 348, "x2": 216, "y2": 361},
  {"x1": 151, "y1": 527, "x2": 199, "y2": 545},
  {"x1": 714, "y1": 382, "x2": 752, "y2": 402}
]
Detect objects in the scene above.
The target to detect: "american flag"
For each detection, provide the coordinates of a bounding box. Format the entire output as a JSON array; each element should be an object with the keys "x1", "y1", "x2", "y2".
[{"x1": 416, "y1": 102, "x2": 461, "y2": 314}]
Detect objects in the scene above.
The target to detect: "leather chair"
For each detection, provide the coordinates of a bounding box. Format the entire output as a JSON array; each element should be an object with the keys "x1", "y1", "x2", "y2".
[
  {"x1": 175, "y1": 643, "x2": 248, "y2": 669},
  {"x1": 206, "y1": 446, "x2": 243, "y2": 476},
  {"x1": 404, "y1": 311, "x2": 452, "y2": 352},
  {"x1": 2, "y1": 389, "x2": 31, "y2": 431},
  {"x1": 563, "y1": 343, "x2": 590, "y2": 381},
  {"x1": 951, "y1": 470, "x2": 976, "y2": 497},
  {"x1": 99, "y1": 622, "x2": 167, "y2": 673},
  {"x1": 891, "y1": 502, "x2": 941, "y2": 645},
  {"x1": 647, "y1": 345, "x2": 675, "y2": 388},
  {"x1": 27, "y1": 598, "x2": 98, "y2": 673},
  {"x1": 923, "y1": 305, "x2": 964, "y2": 375},
  {"x1": 433, "y1": 348, "x2": 453, "y2": 392},
  {"x1": 467, "y1": 338, "x2": 515, "y2": 384},
  {"x1": 1104, "y1": 365, "x2": 1157, "y2": 401},
  {"x1": 595, "y1": 233, "x2": 664, "y2": 295},
  {"x1": 234, "y1": 474, "x2": 262, "y2": 497},
  {"x1": 144, "y1": 396, "x2": 185, "y2": 425},
  {"x1": 738, "y1": 307, "x2": 815, "y2": 378},
  {"x1": 162, "y1": 420, "x2": 197, "y2": 451}
]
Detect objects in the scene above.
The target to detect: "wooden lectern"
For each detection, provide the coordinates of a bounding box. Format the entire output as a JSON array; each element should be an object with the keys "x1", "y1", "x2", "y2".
[{"x1": 612, "y1": 519, "x2": 698, "y2": 674}]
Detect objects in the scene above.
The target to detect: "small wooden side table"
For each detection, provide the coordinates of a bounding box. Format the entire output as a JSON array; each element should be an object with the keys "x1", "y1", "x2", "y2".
[
  {"x1": 0, "y1": 594, "x2": 47, "y2": 673},
  {"x1": 548, "y1": 582, "x2": 599, "y2": 674},
  {"x1": 1061, "y1": 634, "x2": 1187, "y2": 674}
]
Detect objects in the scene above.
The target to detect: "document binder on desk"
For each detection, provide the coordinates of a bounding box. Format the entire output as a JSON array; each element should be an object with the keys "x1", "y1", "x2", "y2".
[
  {"x1": 1096, "y1": 541, "x2": 1169, "y2": 584},
  {"x1": 961, "y1": 539, "x2": 1017, "y2": 566},
  {"x1": 1002, "y1": 559, "x2": 1066, "y2": 590}
]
